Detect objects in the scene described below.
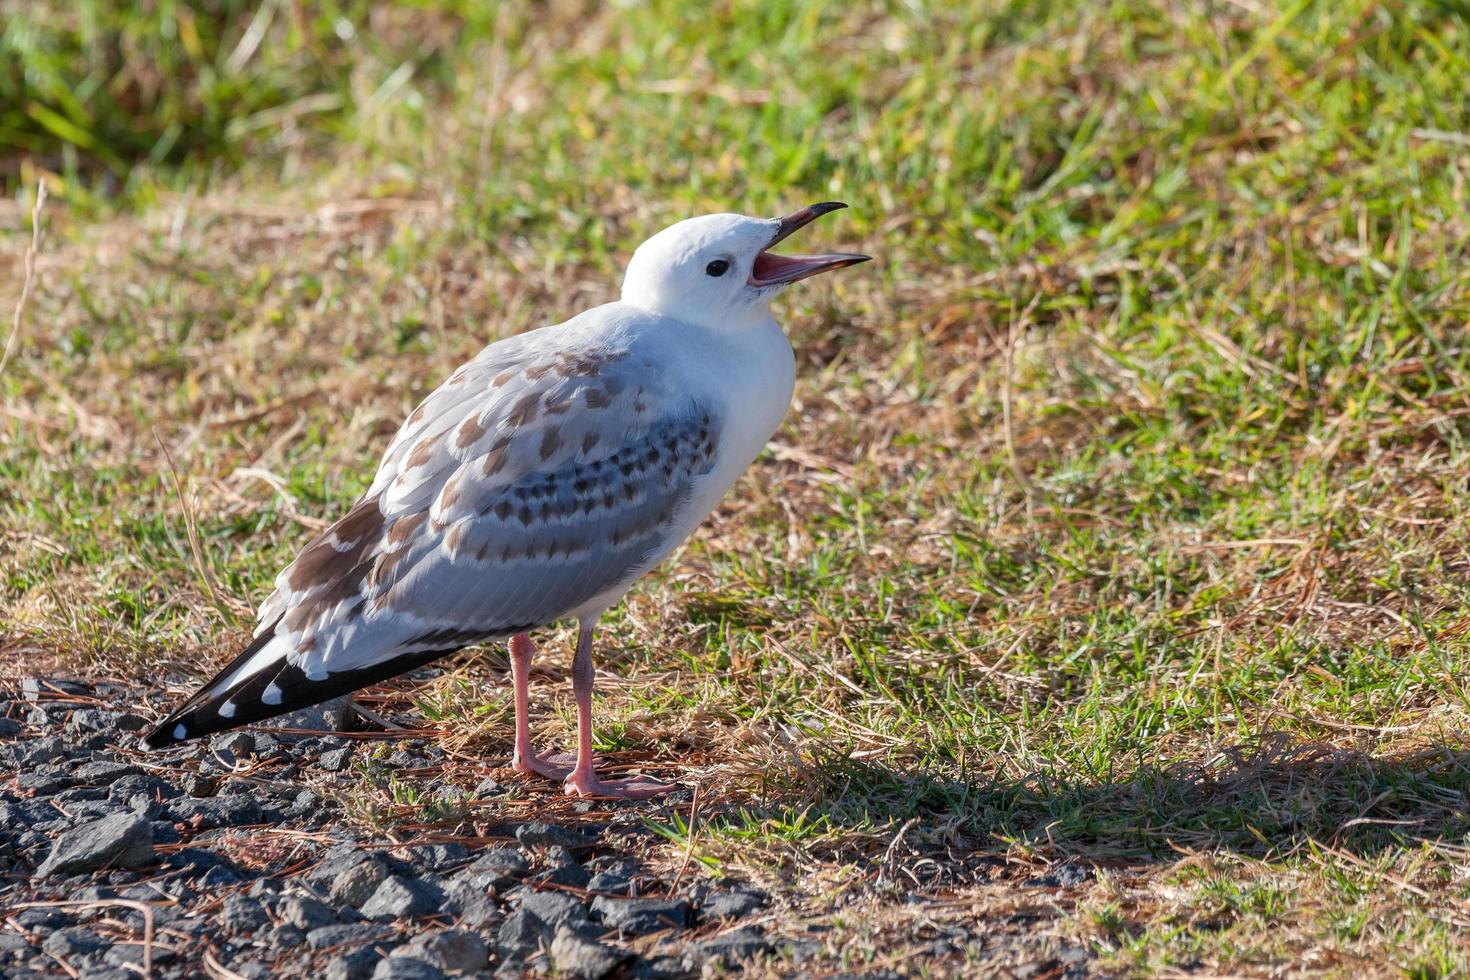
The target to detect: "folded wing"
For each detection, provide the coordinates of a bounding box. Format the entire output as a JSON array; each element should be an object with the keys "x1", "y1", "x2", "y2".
[{"x1": 144, "y1": 335, "x2": 720, "y2": 747}]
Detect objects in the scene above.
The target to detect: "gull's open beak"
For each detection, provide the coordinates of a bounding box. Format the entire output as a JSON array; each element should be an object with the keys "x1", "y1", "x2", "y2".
[{"x1": 750, "y1": 201, "x2": 871, "y2": 287}]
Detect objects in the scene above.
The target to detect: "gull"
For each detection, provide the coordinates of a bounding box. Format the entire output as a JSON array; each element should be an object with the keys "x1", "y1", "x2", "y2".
[{"x1": 143, "y1": 202, "x2": 869, "y2": 798}]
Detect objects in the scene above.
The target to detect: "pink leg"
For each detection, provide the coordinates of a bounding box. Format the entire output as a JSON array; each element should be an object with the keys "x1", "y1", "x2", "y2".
[
  {"x1": 562, "y1": 621, "x2": 677, "y2": 800},
  {"x1": 508, "y1": 633, "x2": 573, "y2": 781}
]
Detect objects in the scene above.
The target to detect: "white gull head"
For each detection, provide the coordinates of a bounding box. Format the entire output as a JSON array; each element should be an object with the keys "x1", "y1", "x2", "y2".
[{"x1": 620, "y1": 202, "x2": 870, "y2": 332}]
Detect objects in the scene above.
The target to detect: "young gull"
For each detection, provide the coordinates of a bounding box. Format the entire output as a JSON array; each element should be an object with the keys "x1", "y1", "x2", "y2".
[{"x1": 143, "y1": 203, "x2": 869, "y2": 798}]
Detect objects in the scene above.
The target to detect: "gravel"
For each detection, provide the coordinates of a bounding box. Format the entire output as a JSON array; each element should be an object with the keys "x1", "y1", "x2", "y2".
[
  {"x1": 320, "y1": 746, "x2": 354, "y2": 771},
  {"x1": 517, "y1": 889, "x2": 591, "y2": 931},
  {"x1": 514, "y1": 820, "x2": 596, "y2": 849},
  {"x1": 702, "y1": 887, "x2": 766, "y2": 919},
  {"x1": 324, "y1": 948, "x2": 383, "y2": 980},
  {"x1": 360, "y1": 875, "x2": 447, "y2": 920},
  {"x1": 167, "y1": 794, "x2": 264, "y2": 828},
  {"x1": 281, "y1": 894, "x2": 339, "y2": 930},
  {"x1": 220, "y1": 894, "x2": 271, "y2": 935},
  {"x1": 372, "y1": 957, "x2": 446, "y2": 980},
  {"x1": 591, "y1": 896, "x2": 691, "y2": 934},
  {"x1": 306, "y1": 923, "x2": 396, "y2": 950},
  {"x1": 694, "y1": 925, "x2": 771, "y2": 962},
  {"x1": 331, "y1": 858, "x2": 391, "y2": 908},
  {"x1": 395, "y1": 929, "x2": 489, "y2": 974},
  {"x1": 495, "y1": 908, "x2": 550, "y2": 954},
  {"x1": 36, "y1": 812, "x2": 155, "y2": 877},
  {"x1": 550, "y1": 926, "x2": 629, "y2": 979},
  {"x1": 459, "y1": 847, "x2": 529, "y2": 886},
  {"x1": 1, "y1": 674, "x2": 1021, "y2": 980}
]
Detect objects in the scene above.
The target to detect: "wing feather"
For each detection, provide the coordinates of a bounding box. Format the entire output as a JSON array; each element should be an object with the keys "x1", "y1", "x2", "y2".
[{"x1": 233, "y1": 335, "x2": 719, "y2": 701}]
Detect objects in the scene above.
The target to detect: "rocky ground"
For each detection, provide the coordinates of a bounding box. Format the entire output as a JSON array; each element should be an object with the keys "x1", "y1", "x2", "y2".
[{"x1": 1, "y1": 676, "x2": 1102, "y2": 979}]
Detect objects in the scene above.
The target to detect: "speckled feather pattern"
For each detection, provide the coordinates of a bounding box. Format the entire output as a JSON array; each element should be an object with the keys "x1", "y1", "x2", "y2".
[
  {"x1": 142, "y1": 207, "x2": 829, "y2": 749},
  {"x1": 254, "y1": 319, "x2": 722, "y2": 679}
]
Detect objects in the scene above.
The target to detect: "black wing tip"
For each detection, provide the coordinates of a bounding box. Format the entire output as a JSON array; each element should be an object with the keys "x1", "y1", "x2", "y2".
[
  {"x1": 142, "y1": 623, "x2": 285, "y2": 751},
  {"x1": 142, "y1": 643, "x2": 480, "y2": 751},
  {"x1": 140, "y1": 721, "x2": 187, "y2": 750}
]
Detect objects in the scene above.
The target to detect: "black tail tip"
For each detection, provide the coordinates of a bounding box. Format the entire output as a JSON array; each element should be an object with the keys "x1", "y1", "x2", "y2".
[{"x1": 141, "y1": 720, "x2": 187, "y2": 750}]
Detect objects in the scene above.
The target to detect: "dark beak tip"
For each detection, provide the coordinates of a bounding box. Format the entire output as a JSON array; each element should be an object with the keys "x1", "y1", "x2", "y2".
[{"x1": 771, "y1": 201, "x2": 855, "y2": 245}]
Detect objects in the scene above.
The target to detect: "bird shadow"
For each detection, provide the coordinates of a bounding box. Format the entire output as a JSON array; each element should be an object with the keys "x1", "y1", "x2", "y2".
[{"x1": 697, "y1": 733, "x2": 1470, "y2": 877}]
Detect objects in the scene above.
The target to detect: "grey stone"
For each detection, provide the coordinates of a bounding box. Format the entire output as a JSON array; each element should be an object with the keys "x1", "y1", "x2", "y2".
[
  {"x1": 109, "y1": 772, "x2": 182, "y2": 803},
  {"x1": 0, "y1": 717, "x2": 20, "y2": 737},
  {"x1": 272, "y1": 695, "x2": 356, "y2": 736},
  {"x1": 539, "y1": 862, "x2": 592, "y2": 889},
  {"x1": 41, "y1": 927, "x2": 106, "y2": 958},
  {"x1": 782, "y1": 938, "x2": 823, "y2": 963},
  {"x1": 21, "y1": 676, "x2": 90, "y2": 701},
  {"x1": 283, "y1": 788, "x2": 322, "y2": 819},
  {"x1": 1, "y1": 798, "x2": 54, "y2": 827},
  {"x1": 448, "y1": 867, "x2": 505, "y2": 922},
  {"x1": 385, "y1": 749, "x2": 431, "y2": 768},
  {"x1": 1058, "y1": 944, "x2": 1090, "y2": 965},
  {"x1": 331, "y1": 858, "x2": 390, "y2": 908},
  {"x1": 321, "y1": 747, "x2": 354, "y2": 771},
  {"x1": 37, "y1": 813, "x2": 154, "y2": 877},
  {"x1": 397, "y1": 929, "x2": 488, "y2": 973},
  {"x1": 74, "y1": 969, "x2": 133, "y2": 980},
  {"x1": 628, "y1": 955, "x2": 688, "y2": 978},
  {"x1": 63, "y1": 799, "x2": 121, "y2": 820},
  {"x1": 281, "y1": 894, "x2": 338, "y2": 931},
  {"x1": 515, "y1": 821, "x2": 595, "y2": 849},
  {"x1": 168, "y1": 794, "x2": 263, "y2": 828},
  {"x1": 220, "y1": 894, "x2": 270, "y2": 935},
  {"x1": 591, "y1": 897, "x2": 691, "y2": 934},
  {"x1": 693, "y1": 926, "x2": 770, "y2": 961},
  {"x1": 12, "y1": 735, "x2": 66, "y2": 766},
  {"x1": 585, "y1": 871, "x2": 631, "y2": 895},
  {"x1": 14, "y1": 908, "x2": 73, "y2": 929},
  {"x1": 266, "y1": 924, "x2": 307, "y2": 951},
  {"x1": 229, "y1": 963, "x2": 277, "y2": 980},
  {"x1": 104, "y1": 942, "x2": 176, "y2": 969},
  {"x1": 550, "y1": 927, "x2": 627, "y2": 979},
  {"x1": 53, "y1": 786, "x2": 106, "y2": 804},
  {"x1": 213, "y1": 731, "x2": 256, "y2": 756},
  {"x1": 68, "y1": 708, "x2": 144, "y2": 734},
  {"x1": 702, "y1": 889, "x2": 766, "y2": 920},
  {"x1": 519, "y1": 889, "x2": 590, "y2": 931},
  {"x1": 403, "y1": 843, "x2": 469, "y2": 870},
  {"x1": 373, "y1": 958, "x2": 446, "y2": 980},
  {"x1": 307, "y1": 923, "x2": 395, "y2": 950},
  {"x1": 462, "y1": 847, "x2": 529, "y2": 885},
  {"x1": 325, "y1": 948, "x2": 384, "y2": 980},
  {"x1": 311, "y1": 843, "x2": 371, "y2": 880},
  {"x1": 17, "y1": 770, "x2": 77, "y2": 793},
  {"x1": 360, "y1": 875, "x2": 446, "y2": 920},
  {"x1": 1026, "y1": 862, "x2": 1093, "y2": 888},
  {"x1": 496, "y1": 908, "x2": 550, "y2": 954},
  {"x1": 473, "y1": 776, "x2": 502, "y2": 796},
  {"x1": 73, "y1": 761, "x2": 145, "y2": 784},
  {"x1": 180, "y1": 773, "x2": 216, "y2": 796},
  {"x1": 71, "y1": 963, "x2": 132, "y2": 980}
]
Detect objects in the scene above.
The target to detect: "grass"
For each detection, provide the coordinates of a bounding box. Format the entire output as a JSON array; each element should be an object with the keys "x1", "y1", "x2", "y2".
[{"x1": 6, "y1": 0, "x2": 1470, "y2": 974}]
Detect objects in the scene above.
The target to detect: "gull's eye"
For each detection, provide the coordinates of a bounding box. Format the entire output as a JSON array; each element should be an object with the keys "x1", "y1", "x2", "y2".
[{"x1": 705, "y1": 259, "x2": 730, "y2": 277}]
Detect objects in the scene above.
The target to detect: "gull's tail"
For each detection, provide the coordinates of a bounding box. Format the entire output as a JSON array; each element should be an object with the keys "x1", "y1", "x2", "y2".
[
  {"x1": 143, "y1": 622, "x2": 297, "y2": 749},
  {"x1": 141, "y1": 621, "x2": 473, "y2": 749}
]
